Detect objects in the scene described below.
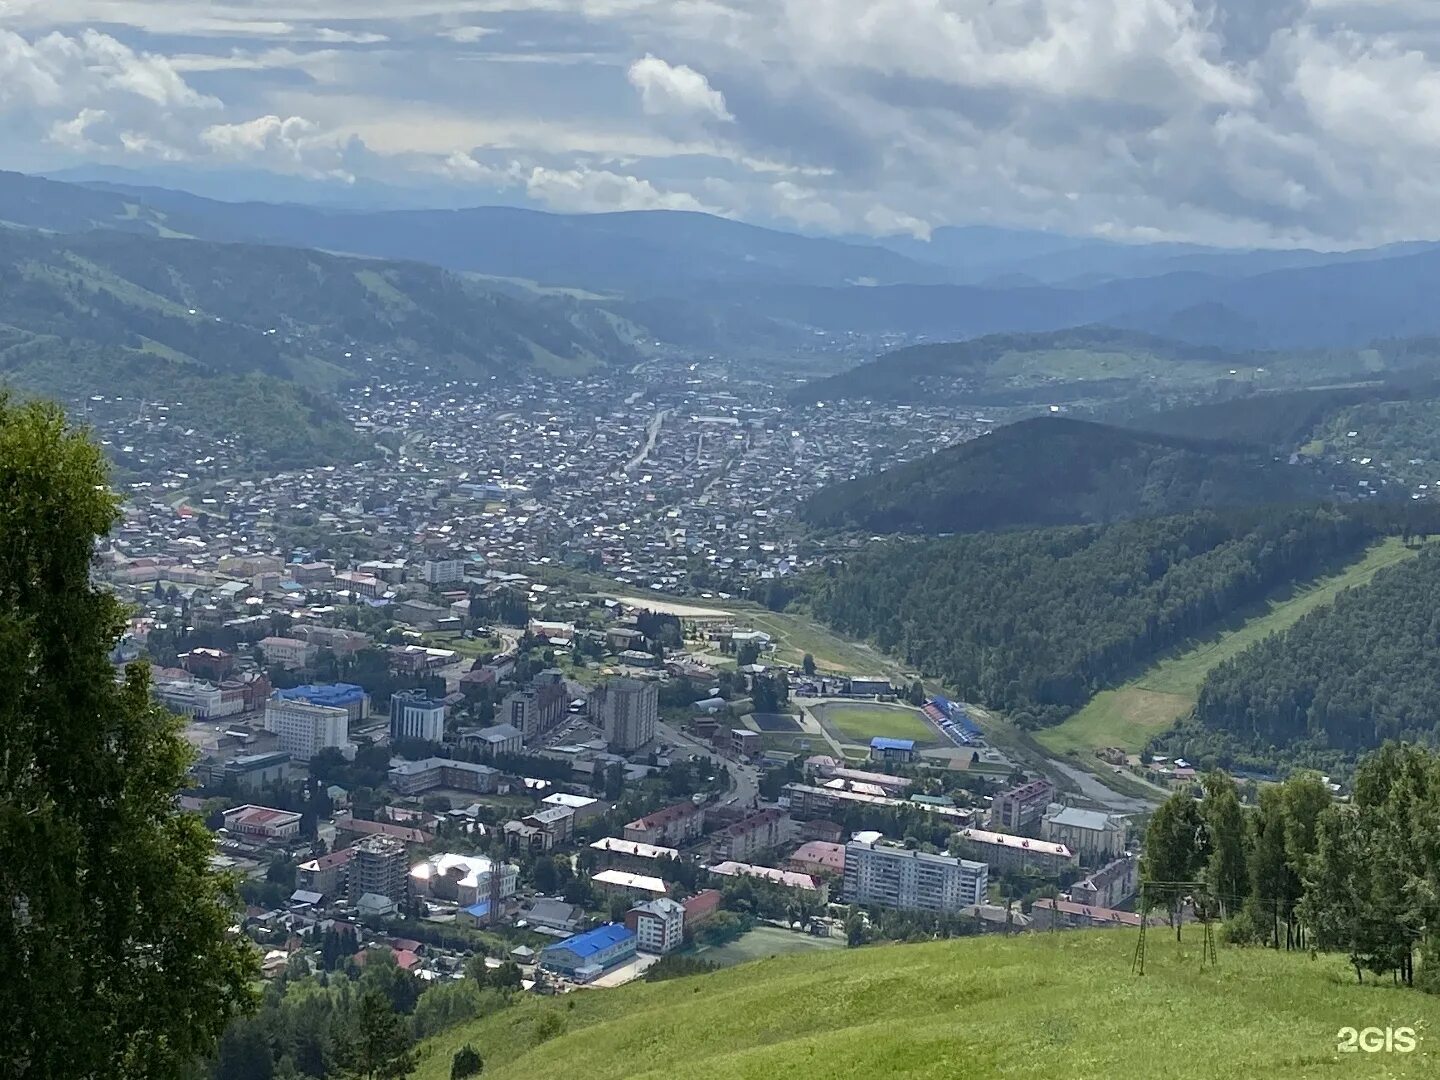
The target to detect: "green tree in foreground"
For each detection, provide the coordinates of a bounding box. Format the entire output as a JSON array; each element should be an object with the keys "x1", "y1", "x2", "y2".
[
  {"x1": 451, "y1": 1045, "x2": 484, "y2": 1079},
  {"x1": 0, "y1": 396, "x2": 257, "y2": 1078},
  {"x1": 340, "y1": 988, "x2": 417, "y2": 1080}
]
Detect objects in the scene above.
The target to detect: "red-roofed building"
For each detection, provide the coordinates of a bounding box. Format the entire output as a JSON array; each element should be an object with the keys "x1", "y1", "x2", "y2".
[
  {"x1": 335, "y1": 814, "x2": 435, "y2": 848},
  {"x1": 681, "y1": 888, "x2": 722, "y2": 928},
  {"x1": 222, "y1": 804, "x2": 303, "y2": 840},
  {"x1": 624, "y1": 801, "x2": 706, "y2": 846},
  {"x1": 786, "y1": 840, "x2": 846, "y2": 877}
]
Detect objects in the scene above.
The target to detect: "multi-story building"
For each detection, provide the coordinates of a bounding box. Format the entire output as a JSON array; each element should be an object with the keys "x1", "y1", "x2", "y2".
[
  {"x1": 296, "y1": 847, "x2": 354, "y2": 898},
  {"x1": 154, "y1": 678, "x2": 246, "y2": 720},
  {"x1": 388, "y1": 757, "x2": 499, "y2": 796},
  {"x1": 221, "y1": 751, "x2": 291, "y2": 792},
  {"x1": 408, "y1": 853, "x2": 518, "y2": 907},
  {"x1": 457, "y1": 723, "x2": 519, "y2": 759},
  {"x1": 275, "y1": 683, "x2": 371, "y2": 723},
  {"x1": 258, "y1": 636, "x2": 315, "y2": 670},
  {"x1": 593, "y1": 678, "x2": 659, "y2": 752},
  {"x1": 843, "y1": 838, "x2": 988, "y2": 913},
  {"x1": 954, "y1": 827, "x2": 1075, "y2": 874},
  {"x1": 1041, "y1": 804, "x2": 1128, "y2": 863},
  {"x1": 542, "y1": 792, "x2": 606, "y2": 825},
  {"x1": 348, "y1": 835, "x2": 410, "y2": 903},
  {"x1": 180, "y1": 647, "x2": 236, "y2": 682},
  {"x1": 707, "y1": 861, "x2": 828, "y2": 901},
  {"x1": 421, "y1": 558, "x2": 466, "y2": 586},
  {"x1": 626, "y1": 897, "x2": 686, "y2": 954},
  {"x1": 1069, "y1": 855, "x2": 1138, "y2": 909},
  {"x1": 500, "y1": 674, "x2": 569, "y2": 744},
  {"x1": 710, "y1": 809, "x2": 791, "y2": 862},
  {"x1": 389, "y1": 690, "x2": 447, "y2": 743},
  {"x1": 589, "y1": 837, "x2": 681, "y2": 875},
  {"x1": 990, "y1": 778, "x2": 1057, "y2": 831},
  {"x1": 334, "y1": 571, "x2": 384, "y2": 599},
  {"x1": 591, "y1": 869, "x2": 669, "y2": 902},
  {"x1": 288, "y1": 562, "x2": 334, "y2": 585},
  {"x1": 624, "y1": 801, "x2": 706, "y2": 847},
  {"x1": 222, "y1": 804, "x2": 303, "y2": 840},
  {"x1": 264, "y1": 697, "x2": 349, "y2": 762}
]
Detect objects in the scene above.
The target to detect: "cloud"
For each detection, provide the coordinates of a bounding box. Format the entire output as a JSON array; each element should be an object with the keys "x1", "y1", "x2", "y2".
[
  {"x1": 200, "y1": 114, "x2": 358, "y2": 179},
  {"x1": 627, "y1": 53, "x2": 733, "y2": 122},
  {"x1": 439, "y1": 26, "x2": 497, "y2": 43},
  {"x1": 524, "y1": 164, "x2": 715, "y2": 213}
]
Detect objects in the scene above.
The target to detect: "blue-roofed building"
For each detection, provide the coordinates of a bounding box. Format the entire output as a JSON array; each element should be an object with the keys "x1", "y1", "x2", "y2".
[
  {"x1": 869, "y1": 737, "x2": 917, "y2": 764},
  {"x1": 539, "y1": 923, "x2": 637, "y2": 982},
  {"x1": 275, "y1": 683, "x2": 371, "y2": 723}
]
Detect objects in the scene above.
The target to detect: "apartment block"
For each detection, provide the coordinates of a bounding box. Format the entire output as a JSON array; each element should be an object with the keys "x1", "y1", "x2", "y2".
[{"x1": 843, "y1": 838, "x2": 988, "y2": 913}]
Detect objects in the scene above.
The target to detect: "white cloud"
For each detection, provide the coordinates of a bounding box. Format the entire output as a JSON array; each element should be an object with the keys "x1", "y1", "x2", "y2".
[
  {"x1": 439, "y1": 26, "x2": 497, "y2": 43},
  {"x1": 201, "y1": 114, "x2": 356, "y2": 179},
  {"x1": 524, "y1": 164, "x2": 715, "y2": 213},
  {"x1": 627, "y1": 53, "x2": 733, "y2": 122}
]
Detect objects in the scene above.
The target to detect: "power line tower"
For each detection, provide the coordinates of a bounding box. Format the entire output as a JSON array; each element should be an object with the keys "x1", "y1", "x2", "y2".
[{"x1": 1133, "y1": 879, "x2": 1217, "y2": 976}]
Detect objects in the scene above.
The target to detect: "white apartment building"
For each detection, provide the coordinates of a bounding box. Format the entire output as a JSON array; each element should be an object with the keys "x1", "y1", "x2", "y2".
[
  {"x1": 593, "y1": 678, "x2": 659, "y2": 752},
  {"x1": 422, "y1": 559, "x2": 465, "y2": 586},
  {"x1": 390, "y1": 690, "x2": 447, "y2": 743},
  {"x1": 264, "y1": 697, "x2": 349, "y2": 762},
  {"x1": 844, "y1": 838, "x2": 988, "y2": 913},
  {"x1": 628, "y1": 897, "x2": 686, "y2": 954}
]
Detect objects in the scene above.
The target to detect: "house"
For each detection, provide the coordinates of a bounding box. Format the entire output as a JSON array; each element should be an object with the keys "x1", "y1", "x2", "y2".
[
  {"x1": 505, "y1": 805, "x2": 574, "y2": 853},
  {"x1": 222, "y1": 804, "x2": 302, "y2": 840},
  {"x1": 624, "y1": 801, "x2": 705, "y2": 846},
  {"x1": 626, "y1": 897, "x2": 686, "y2": 954},
  {"x1": 869, "y1": 737, "x2": 916, "y2": 764},
  {"x1": 1041, "y1": 804, "x2": 1128, "y2": 863},
  {"x1": 542, "y1": 792, "x2": 607, "y2": 826},
  {"x1": 591, "y1": 869, "x2": 669, "y2": 902},
  {"x1": 539, "y1": 924, "x2": 637, "y2": 982}
]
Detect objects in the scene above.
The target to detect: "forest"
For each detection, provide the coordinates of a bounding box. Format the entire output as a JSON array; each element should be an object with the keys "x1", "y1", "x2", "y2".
[
  {"x1": 1164, "y1": 545, "x2": 1440, "y2": 772},
  {"x1": 1147, "y1": 745, "x2": 1440, "y2": 989},
  {"x1": 801, "y1": 417, "x2": 1331, "y2": 536},
  {"x1": 802, "y1": 505, "x2": 1431, "y2": 729}
]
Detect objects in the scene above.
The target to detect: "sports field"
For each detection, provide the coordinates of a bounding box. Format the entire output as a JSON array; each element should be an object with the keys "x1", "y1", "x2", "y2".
[{"x1": 812, "y1": 701, "x2": 936, "y2": 745}]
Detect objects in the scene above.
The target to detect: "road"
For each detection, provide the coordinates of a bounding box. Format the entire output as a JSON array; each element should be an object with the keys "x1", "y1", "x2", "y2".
[
  {"x1": 657, "y1": 719, "x2": 761, "y2": 810},
  {"x1": 624, "y1": 409, "x2": 670, "y2": 474}
]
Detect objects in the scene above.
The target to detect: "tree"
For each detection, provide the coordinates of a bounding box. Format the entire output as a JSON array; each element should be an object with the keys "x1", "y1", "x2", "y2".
[
  {"x1": 338, "y1": 989, "x2": 416, "y2": 1080},
  {"x1": 451, "y1": 1045, "x2": 484, "y2": 1079},
  {"x1": 1140, "y1": 792, "x2": 1209, "y2": 937},
  {"x1": 0, "y1": 396, "x2": 258, "y2": 1079},
  {"x1": 802, "y1": 653, "x2": 816, "y2": 676},
  {"x1": 1199, "y1": 771, "x2": 1249, "y2": 916}
]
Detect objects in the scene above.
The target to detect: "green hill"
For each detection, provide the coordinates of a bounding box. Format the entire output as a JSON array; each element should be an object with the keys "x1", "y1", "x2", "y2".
[
  {"x1": 413, "y1": 931, "x2": 1440, "y2": 1080},
  {"x1": 802, "y1": 417, "x2": 1328, "y2": 535}
]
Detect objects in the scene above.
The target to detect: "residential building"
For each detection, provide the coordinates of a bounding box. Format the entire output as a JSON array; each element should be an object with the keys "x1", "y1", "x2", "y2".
[
  {"x1": 990, "y1": 778, "x2": 1057, "y2": 831},
  {"x1": 154, "y1": 679, "x2": 245, "y2": 720},
  {"x1": 408, "y1": 853, "x2": 518, "y2": 907},
  {"x1": 499, "y1": 681, "x2": 568, "y2": 745},
  {"x1": 288, "y1": 562, "x2": 334, "y2": 585},
  {"x1": 786, "y1": 840, "x2": 847, "y2": 878},
  {"x1": 1041, "y1": 804, "x2": 1128, "y2": 863},
  {"x1": 708, "y1": 861, "x2": 828, "y2": 901},
  {"x1": 589, "y1": 837, "x2": 680, "y2": 875},
  {"x1": 421, "y1": 558, "x2": 465, "y2": 586},
  {"x1": 222, "y1": 804, "x2": 303, "y2": 840},
  {"x1": 388, "y1": 757, "x2": 500, "y2": 796},
  {"x1": 347, "y1": 835, "x2": 409, "y2": 903},
  {"x1": 843, "y1": 838, "x2": 988, "y2": 913},
  {"x1": 395, "y1": 599, "x2": 449, "y2": 626},
  {"x1": 1069, "y1": 855, "x2": 1139, "y2": 909},
  {"x1": 275, "y1": 682, "x2": 371, "y2": 723},
  {"x1": 592, "y1": 678, "x2": 659, "y2": 752},
  {"x1": 954, "y1": 828, "x2": 1075, "y2": 874},
  {"x1": 335, "y1": 814, "x2": 435, "y2": 849},
  {"x1": 626, "y1": 897, "x2": 686, "y2": 955},
  {"x1": 711, "y1": 809, "x2": 792, "y2": 862},
  {"x1": 463, "y1": 722, "x2": 523, "y2": 758},
  {"x1": 1030, "y1": 898, "x2": 1165, "y2": 931},
  {"x1": 506, "y1": 805, "x2": 575, "y2": 852},
  {"x1": 258, "y1": 636, "x2": 315, "y2": 670},
  {"x1": 592, "y1": 869, "x2": 669, "y2": 902},
  {"x1": 390, "y1": 690, "x2": 447, "y2": 743},
  {"x1": 539, "y1": 924, "x2": 636, "y2": 982},
  {"x1": 297, "y1": 848, "x2": 354, "y2": 898},
  {"x1": 806, "y1": 758, "x2": 914, "y2": 794},
  {"x1": 869, "y1": 737, "x2": 916, "y2": 764},
  {"x1": 624, "y1": 801, "x2": 705, "y2": 846},
  {"x1": 782, "y1": 783, "x2": 972, "y2": 825},
  {"x1": 264, "y1": 696, "x2": 349, "y2": 762},
  {"x1": 731, "y1": 728, "x2": 762, "y2": 759},
  {"x1": 335, "y1": 571, "x2": 384, "y2": 598},
  {"x1": 542, "y1": 792, "x2": 606, "y2": 825},
  {"x1": 180, "y1": 647, "x2": 236, "y2": 682},
  {"x1": 681, "y1": 889, "x2": 722, "y2": 928}
]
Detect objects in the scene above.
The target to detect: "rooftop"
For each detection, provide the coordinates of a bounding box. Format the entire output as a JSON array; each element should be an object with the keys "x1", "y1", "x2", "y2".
[{"x1": 542, "y1": 922, "x2": 635, "y2": 960}]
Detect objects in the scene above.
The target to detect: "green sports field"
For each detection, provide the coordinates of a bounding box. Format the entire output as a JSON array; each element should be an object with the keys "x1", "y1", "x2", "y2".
[{"x1": 811, "y1": 701, "x2": 936, "y2": 746}]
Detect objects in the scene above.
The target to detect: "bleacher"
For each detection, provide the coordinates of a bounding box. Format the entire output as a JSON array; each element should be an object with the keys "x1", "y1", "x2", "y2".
[{"x1": 924, "y1": 696, "x2": 983, "y2": 746}]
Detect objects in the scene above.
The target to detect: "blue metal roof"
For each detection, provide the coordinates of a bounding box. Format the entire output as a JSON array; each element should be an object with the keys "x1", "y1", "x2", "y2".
[
  {"x1": 463, "y1": 900, "x2": 491, "y2": 918},
  {"x1": 276, "y1": 683, "x2": 367, "y2": 707},
  {"x1": 543, "y1": 923, "x2": 634, "y2": 959},
  {"x1": 870, "y1": 737, "x2": 916, "y2": 751}
]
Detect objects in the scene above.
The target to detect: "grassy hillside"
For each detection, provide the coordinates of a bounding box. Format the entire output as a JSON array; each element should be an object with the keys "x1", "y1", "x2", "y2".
[
  {"x1": 1037, "y1": 537, "x2": 1424, "y2": 757},
  {"x1": 414, "y1": 931, "x2": 1440, "y2": 1080},
  {"x1": 802, "y1": 417, "x2": 1329, "y2": 535}
]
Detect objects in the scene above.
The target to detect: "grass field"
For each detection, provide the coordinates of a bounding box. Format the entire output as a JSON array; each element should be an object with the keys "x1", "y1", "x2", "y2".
[
  {"x1": 412, "y1": 930, "x2": 1440, "y2": 1080},
  {"x1": 744, "y1": 609, "x2": 898, "y2": 676},
  {"x1": 1036, "y1": 538, "x2": 1423, "y2": 758},
  {"x1": 695, "y1": 925, "x2": 845, "y2": 968},
  {"x1": 813, "y1": 701, "x2": 936, "y2": 746}
]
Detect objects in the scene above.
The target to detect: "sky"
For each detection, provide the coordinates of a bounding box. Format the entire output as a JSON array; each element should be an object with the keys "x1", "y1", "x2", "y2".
[{"x1": 2, "y1": 0, "x2": 1440, "y2": 247}]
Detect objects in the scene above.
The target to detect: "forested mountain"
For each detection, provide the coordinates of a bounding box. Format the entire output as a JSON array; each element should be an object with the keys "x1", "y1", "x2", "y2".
[
  {"x1": 1163, "y1": 544, "x2": 1440, "y2": 772},
  {"x1": 1116, "y1": 388, "x2": 1394, "y2": 451},
  {"x1": 803, "y1": 507, "x2": 1405, "y2": 728},
  {"x1": 0, "y1": 227, "x2": 639, "y2": 382},
  {"x1": 802, "y1": 417, "x2": 1329, "y2": 535}
]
